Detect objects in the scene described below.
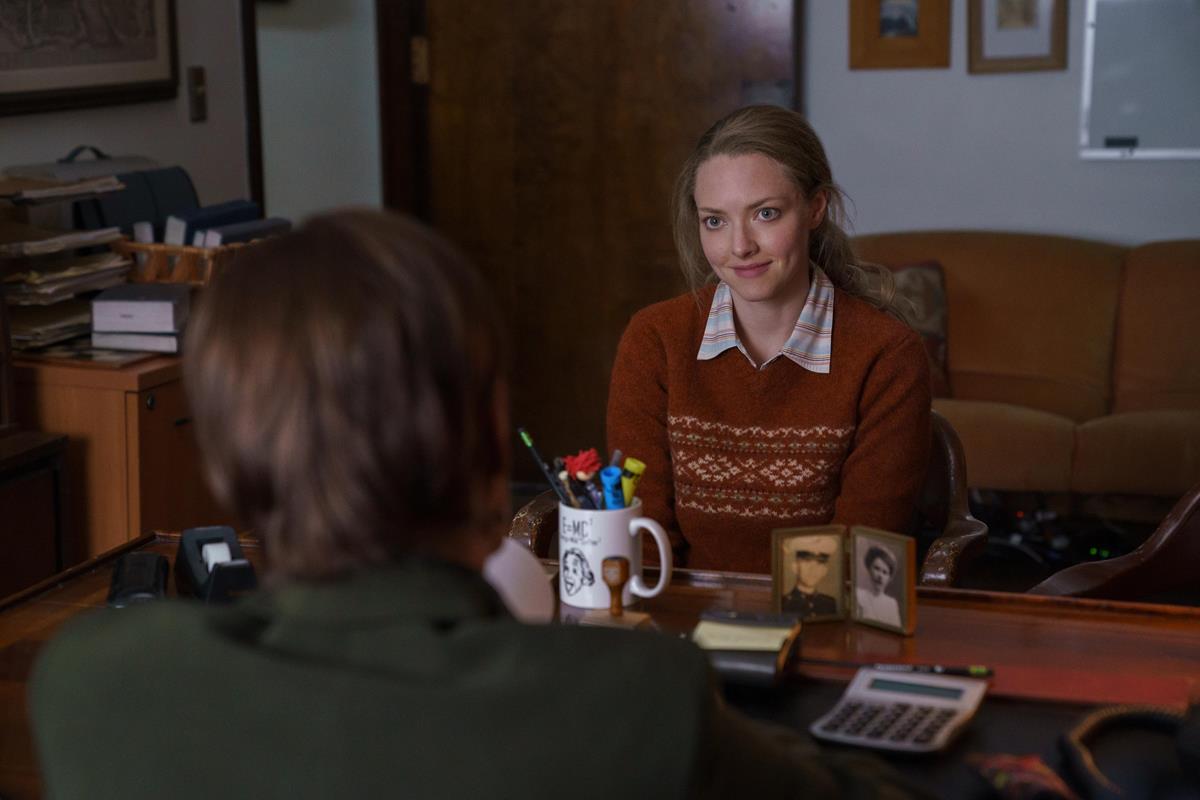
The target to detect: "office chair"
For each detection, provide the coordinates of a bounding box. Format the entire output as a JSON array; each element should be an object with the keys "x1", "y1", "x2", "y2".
[
  {"x1": 1027, "y1": 481, "x2": 1200, "y2": 603},
  {"x1": 915, "y1": 409, "x2": 990, "y2": 586},
  {"x1": 508, "y1": 409, "x2": 991, "y2": 584}
]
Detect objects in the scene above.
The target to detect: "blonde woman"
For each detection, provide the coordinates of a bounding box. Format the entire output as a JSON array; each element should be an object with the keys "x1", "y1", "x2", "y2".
[{"x1": 608, "y1": 106, "x2": 930, "y2": 574}]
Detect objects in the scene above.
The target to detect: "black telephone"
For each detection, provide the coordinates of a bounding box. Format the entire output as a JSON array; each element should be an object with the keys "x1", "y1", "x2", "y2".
[
  {"x1": 1061, "y1": 703, "x2": 1200, "y2": 799},
  {"x1": 174, "y1": 526, "x2": 257, "y2": 603}
]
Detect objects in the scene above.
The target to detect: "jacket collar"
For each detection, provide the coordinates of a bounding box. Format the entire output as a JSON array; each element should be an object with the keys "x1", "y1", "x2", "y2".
[{"x1": 242, "y1": 558, "x2": 510, "y2": 627}]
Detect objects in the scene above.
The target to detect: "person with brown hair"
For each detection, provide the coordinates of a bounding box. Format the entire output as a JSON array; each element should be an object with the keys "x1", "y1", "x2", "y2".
[
  {"x1": 608, "y1": 105, "x2": 931, "y2": 574},
  {"x1": 30, "y1": 210, "x2": 927, "y2": 799}
]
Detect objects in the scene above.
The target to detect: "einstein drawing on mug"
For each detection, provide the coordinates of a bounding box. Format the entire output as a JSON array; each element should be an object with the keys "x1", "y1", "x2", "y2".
[
  {"x1": 560, "y1": 548, "x2": 594, "y2": 598},
  {"x1": 771, "y1": 527, "x2": 845, "y2": 622},
  {"x1": 850, "y1": 527, "x2": 916, "y2": 635}
]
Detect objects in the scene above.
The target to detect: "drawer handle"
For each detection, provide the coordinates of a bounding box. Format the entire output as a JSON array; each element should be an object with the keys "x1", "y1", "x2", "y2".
[
  {"x1": 174, "y1": 417, "x2": 192, "y2": 427},
  {"x1": 145, "y1": 394, "x2": 155, "y2": 410}
]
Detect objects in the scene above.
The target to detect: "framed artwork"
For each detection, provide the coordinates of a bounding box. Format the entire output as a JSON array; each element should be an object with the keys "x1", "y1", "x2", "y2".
[
  {"x1": 772, "y1": 526, "x2": 846, "y2": 623},
  {"x1": 0, "y1": 0, "x2": 178, "y2": 117},
  {"x1": 850, "y1": 527, "x2": 917, "y2": 635},
  {"x1": 850, "y1": 0, "x2": 951, "y2": 70},
  {"x1": 968, "y1": 0, "x2": 1067, "y2": 73}
]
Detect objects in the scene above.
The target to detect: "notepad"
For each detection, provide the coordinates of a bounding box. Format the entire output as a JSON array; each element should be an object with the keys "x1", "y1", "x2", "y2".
[{"x1": 691, "y1": 619, "x2": 797, "y2": 652}]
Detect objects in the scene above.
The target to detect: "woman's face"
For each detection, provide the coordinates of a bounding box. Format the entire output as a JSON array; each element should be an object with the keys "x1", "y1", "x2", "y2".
[
  {"x1": 869, "y1": 557, "x2": 893, "y2": 592},
  {"x1": 693, "y1": 152, "x2": 825, "y2": 309}
]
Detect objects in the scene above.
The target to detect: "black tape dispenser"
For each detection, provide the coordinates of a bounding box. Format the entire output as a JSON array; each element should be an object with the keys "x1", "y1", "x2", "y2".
[{"x1": 174, "y1": 526, "x2": 257, "y2": 602}]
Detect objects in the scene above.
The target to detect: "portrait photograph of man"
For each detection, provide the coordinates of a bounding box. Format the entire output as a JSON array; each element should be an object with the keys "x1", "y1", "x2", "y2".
[{"x1": 771, "y1": 527, "x2": 845, "y2": 622}]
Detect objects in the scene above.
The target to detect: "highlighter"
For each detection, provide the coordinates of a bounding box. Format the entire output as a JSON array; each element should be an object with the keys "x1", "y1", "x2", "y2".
[
  {"x1": 600, "y1": 466, "x2": 625, "y2": 510},
  {"x1": 621, "y1": 457, "x2": 646, "y2": 506}
]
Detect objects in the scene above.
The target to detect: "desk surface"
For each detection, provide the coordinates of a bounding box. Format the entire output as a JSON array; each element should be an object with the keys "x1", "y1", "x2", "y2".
[{"x1": 2, "y1": 534, "x2": 1198, "y2": 799}]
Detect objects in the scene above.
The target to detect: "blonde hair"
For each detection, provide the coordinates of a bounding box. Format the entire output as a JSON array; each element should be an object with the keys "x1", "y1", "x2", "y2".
[{"x1": 671, "y1": 105, "x2": 909, "y2": 322}]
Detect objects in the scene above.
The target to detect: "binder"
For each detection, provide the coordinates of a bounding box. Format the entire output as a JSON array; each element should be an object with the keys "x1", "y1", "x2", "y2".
[{"x1": 164, "y1": 200, "x2": 260, "y2": 246}]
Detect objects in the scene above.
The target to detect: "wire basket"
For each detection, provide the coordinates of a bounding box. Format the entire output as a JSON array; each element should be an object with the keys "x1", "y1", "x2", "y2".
[{"x1": 110, "y1": 240, "x2": 252, "y2": 287}]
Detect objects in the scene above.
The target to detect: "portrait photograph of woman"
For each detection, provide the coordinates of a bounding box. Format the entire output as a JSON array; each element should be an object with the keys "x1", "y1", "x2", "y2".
[{"x1": 850, "y1": 527, "x2": 916, "y2": 634}]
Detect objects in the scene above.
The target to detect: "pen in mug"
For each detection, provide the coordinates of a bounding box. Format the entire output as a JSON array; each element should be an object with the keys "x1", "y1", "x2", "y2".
[
  {"x1": 608, "y1": 448, "x2": 623, "y2": 468},
  {"x1": 554, "y1": 460, "x2": 583, "y2": 508},
  {"x1": 600, "y1": 465, "x2": 625, "y2": 510},
  {"x1": 517, "y1": 427, "x2": 574, "y2": 507},
  {"x1": 621, "y1": 457, "x2": 645, "y2": 506}
]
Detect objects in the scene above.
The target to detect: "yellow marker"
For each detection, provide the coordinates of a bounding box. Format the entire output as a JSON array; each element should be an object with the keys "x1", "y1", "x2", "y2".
[{"x1": 621, "y1": 457, "x2": 646, "y2": 506}]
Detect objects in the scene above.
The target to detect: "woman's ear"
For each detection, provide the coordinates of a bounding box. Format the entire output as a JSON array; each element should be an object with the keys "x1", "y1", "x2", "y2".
[{"x1": 808, "y1": 190, "x2": 829, "y2": 230}]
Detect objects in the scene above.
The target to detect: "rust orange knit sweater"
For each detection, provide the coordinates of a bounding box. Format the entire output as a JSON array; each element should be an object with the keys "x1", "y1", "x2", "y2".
[{"x1": 607, "y1": 284, "x2": 931, "y2": 574}]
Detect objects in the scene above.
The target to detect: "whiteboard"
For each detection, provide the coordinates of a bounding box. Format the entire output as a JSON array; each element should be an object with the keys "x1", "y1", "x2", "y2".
[{"x1": 1080, "y1": 0, "x2": 1200, "y2": 160}]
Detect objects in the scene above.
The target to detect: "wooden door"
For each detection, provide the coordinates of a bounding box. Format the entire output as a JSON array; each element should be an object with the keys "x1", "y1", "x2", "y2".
[{"x1": 379, "y1": 0, "x2": 800, "y2": 478}]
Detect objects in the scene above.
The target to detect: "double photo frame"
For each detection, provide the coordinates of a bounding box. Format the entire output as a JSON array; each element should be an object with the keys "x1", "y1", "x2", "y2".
[{"x1": 771, "y1": 525, "x2": 917, "y2": 635}]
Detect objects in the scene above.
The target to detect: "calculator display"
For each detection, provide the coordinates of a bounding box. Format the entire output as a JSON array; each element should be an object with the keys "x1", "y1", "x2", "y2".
[{"x1": 867, "y1": 678, "x2": 964, "y2": 699}]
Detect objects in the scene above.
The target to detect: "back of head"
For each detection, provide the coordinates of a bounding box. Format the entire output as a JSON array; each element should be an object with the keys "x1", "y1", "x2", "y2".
[
  {"x1": 671, "y1": 105, "x2": 908, "y2": 321},
  {"x1": 184, "y1": 210, "x2": 508, "y2": 581}
]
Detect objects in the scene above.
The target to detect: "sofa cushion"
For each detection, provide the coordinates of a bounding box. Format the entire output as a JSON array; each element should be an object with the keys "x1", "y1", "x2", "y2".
[
  {"x1": 933, "y1": 398, "x2": 1074, "y2": 492},
  {"x1": 1111, "y1": 240, "x2": 1200, "y2": 414},
  {"x1": 856, "y1": 232, "x2": 1124, "y2": 422},
  {"x1": 1072, "y1": 410, "x2": 1200, "y2": 497},
  {"x1": 890, "y1": 260, "x2": 949, "y2": 397}
]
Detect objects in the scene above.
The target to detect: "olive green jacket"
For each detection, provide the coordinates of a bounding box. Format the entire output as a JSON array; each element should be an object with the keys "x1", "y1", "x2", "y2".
[{"x1": 32, "y1": 559, "x2": 926, "y2": 799}]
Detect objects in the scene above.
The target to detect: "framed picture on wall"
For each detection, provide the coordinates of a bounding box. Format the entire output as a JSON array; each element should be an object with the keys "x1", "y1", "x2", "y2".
[
  {"x1": 850, "y1": 0, "x2": 951, "y2": 70},
  {"x1": 0, "y1": 0, "x2": 178, "y2": 117},
  {"x1": 968, "y1": 0, "x2": 1068, "y2": 73}
]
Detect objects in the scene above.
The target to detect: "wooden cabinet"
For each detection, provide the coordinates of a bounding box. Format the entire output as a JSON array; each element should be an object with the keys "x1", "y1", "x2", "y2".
[{"x1": 13, "y1": 357, "x2": 231, "y2": 564}]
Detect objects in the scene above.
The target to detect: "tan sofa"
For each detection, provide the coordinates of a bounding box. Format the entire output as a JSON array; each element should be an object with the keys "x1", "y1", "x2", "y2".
[{"x1": 853, "y1": 232, "x2": 1200, "y2": 506}]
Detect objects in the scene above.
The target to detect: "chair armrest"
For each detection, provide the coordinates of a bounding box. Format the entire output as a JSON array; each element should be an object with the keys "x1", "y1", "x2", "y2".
[
  {"x1": 919, "y1": 516, "x2": 988, "y2": 587},
  {"x1": 508, "y1": 490, "x2": 559, "y2": 558}
]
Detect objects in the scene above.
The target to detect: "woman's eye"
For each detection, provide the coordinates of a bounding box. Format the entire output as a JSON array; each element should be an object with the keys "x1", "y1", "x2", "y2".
[
  {"x1": 757, "y1": 207, "x2": 780, "y2": 221},
  {"x1": 702, "y1": 216, "x2": 723, "y2": 230}
]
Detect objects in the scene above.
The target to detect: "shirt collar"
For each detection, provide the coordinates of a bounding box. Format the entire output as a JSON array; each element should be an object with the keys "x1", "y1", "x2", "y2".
[{"x1": 696, "y1": 265, "x2": 835, "y2": 373}]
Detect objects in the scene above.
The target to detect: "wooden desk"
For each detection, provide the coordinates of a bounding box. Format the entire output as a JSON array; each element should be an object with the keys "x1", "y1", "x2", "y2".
[{"x1": 1, "y1": 535, "x2": 1198, "y2": 799}]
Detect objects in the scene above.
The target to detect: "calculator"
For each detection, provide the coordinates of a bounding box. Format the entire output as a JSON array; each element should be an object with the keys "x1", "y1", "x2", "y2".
[{"x1": 810, "y1": 668, "x2": 988, "y2": 752}]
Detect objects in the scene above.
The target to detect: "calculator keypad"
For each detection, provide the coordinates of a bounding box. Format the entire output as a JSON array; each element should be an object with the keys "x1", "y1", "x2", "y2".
[{"x1": 820, "y1": 702, "x2": 960, "y2": 748}]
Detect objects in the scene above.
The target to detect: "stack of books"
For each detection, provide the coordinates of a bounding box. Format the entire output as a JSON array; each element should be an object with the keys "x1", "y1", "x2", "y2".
[{"x1": 90, "y1": 284, "x2": 190, "y2": 354}]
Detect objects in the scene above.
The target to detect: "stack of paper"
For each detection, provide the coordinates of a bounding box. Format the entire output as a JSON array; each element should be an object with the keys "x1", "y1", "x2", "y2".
[
  {"x1": 0, "y1": 175, "x2": 124, "y2": 205},
  {"x1": 4, "y1": 251, "x2": 131, "y2": 305},
  {"x1": 8, "y1": 299, "x2": 91, "y2": 350},
  {"x1": 0, "y1": 220, "x2": 122, "y2": 257}
]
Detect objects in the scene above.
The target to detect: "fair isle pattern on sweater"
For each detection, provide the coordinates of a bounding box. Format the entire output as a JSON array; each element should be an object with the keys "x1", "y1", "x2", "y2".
[{"x1": 669, "y1": 414, "x2": 855, "y2": 520}]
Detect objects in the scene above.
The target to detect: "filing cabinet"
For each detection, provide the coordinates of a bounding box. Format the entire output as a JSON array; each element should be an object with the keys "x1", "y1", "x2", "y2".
[{"x1": 13, "y1": 357, "x2": 231, "y2": 564}]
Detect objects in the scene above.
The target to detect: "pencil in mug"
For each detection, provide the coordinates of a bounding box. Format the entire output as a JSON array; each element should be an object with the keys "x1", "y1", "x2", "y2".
[{"x1": 517, "y1": 427, "x2": 575, "y2": 507}]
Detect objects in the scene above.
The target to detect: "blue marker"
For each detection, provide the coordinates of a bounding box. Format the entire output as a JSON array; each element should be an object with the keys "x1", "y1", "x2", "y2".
[{"x1": 600, "y1": 465, "x2": 625, "y2": 510}]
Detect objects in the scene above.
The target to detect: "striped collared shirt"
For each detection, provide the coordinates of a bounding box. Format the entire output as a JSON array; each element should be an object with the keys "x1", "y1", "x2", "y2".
[{"x1": 696, "y1": 265, "x2": 835, "y2": 372}]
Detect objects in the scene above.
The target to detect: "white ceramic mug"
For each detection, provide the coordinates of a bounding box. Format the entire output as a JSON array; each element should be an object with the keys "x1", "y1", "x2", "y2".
[{"x1": 558, "y1": 499, "x2": 673, "y2": 609}]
